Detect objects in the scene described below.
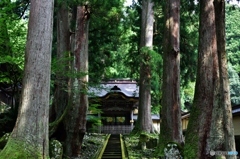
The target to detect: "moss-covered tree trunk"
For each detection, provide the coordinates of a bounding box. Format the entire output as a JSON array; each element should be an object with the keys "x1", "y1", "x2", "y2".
[
  {"x1": 214, "y1": 0, "x2": 236, "y2": 158},
  {"x1": 158, "y1": 0, "x2": 183, "y2": 156},
  {"x1": 64, "y1": 5, "x2": 89, "y2": 157},
  {"x1": 134, "y1": 0, "x2": 154, "y2": 135},
  {"x1": 184, "y1": 0, "x2": 219, "y2": 158},
  {"x1": 0, "y1": 0, "x2": 54, "y2": 158},
  {"x1": 184, "y1": 1, "x2": 236, "y2": 158}
]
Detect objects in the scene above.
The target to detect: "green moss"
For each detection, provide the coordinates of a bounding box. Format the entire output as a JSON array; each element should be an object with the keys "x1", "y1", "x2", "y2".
[
  {"x1": 155, "y1": 128, "x2": 172, "y2": 157},
  {"x1": 139, "y1": 132, "x2": 150, "y2": 143},
  {"x1": 124, "y1": 134, "x2": 159, "y2": 159},
  {"x1": 0, "y1": 137, "x2": 45, "y2": 159},
  {"x1": 130, "y1": 124, "x2": 141, "y2": 135},
  {"x1": 183, "y1": 133, "x2": 199, "y2": 159},
  {"x1": 183, "y1": 105, "x2": 200, "y2": 159}
]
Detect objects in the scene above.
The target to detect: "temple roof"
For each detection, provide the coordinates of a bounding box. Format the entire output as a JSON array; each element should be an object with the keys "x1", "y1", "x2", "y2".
[
  {"x1": 89, "y1": 79, "x2": 139, "y2": 98},
  {"x1": 181, "y1": 104, "x2": 240, "y2": 119},
  {"x1": 232, "y1": 104, "x2": 240, "y2": 115}
]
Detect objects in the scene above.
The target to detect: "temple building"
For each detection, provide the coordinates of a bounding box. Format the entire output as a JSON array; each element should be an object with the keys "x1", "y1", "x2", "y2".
[{"x1": 88, "y1": 79, "x2": 140, "y2": 134}]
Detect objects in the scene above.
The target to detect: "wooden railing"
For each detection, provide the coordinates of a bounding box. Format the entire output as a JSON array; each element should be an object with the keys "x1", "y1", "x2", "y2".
[{"x1": 101, "y1": 125, "x2": 134, "y2": 134}]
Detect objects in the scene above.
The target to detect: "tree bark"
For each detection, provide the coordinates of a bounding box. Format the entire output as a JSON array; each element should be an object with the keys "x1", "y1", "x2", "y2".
[
  {"x1": 132, "y1": 0, "x2": 154, "y2": 134},
  {"x1": 137, "y1": 0, "x2": 154, "y2": 134},
  {"x1": 158, "y1": 0, "x2": 183, "y2": 155},
  {"x1": 184, "y1": 0, "x2": 219, "y2": 158},
  {"x1": 0, "y1": 0, "x2": 54, "y2": 158},
  {"x1": 55, "y1": 0, "x2": 70, "y2": 121},
  {"x1": 77, "y1": 5, "x2": 89, "y2": 153},
  {"x1": 214, "y1": 0, "x2": 236, "y2": 158},
  {"x1": 49, "y1": 0, "x2": 71, "y2": 141},
  {"x1": 64, "y1": 5, "x2": 89, "y2": 157}
]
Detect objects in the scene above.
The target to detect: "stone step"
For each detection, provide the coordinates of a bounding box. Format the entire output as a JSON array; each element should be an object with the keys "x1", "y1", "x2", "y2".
[{"x1": 101, "y1": 134, "x2": 122, "y2": 159}]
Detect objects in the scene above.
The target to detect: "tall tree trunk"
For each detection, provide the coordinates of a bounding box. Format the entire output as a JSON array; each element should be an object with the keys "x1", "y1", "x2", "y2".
[
  {"x1": 137, "y1": 0, "x2": 154, "y2": 134},
  {"x1": 49, "y1": 0, "x2": 71, "y2": 140},
  {"x1": 0, "y1": 0, "x2": 54, "y2": 158},
  {"x1": 132, "y1": 0, "x2": 154, "y2": 134},
  {"x1": 214, "y1": 0, "x2": 236, "y2": 158},
  {"x1": 64, "y1": 5, "x2": 89, "y2": 157},
  {"x1": 77, "y1": 5, "x2": 89, "y2": 152},
  {"x1": 158, "y1": 0, "x2": 182, "y2": 156},
  {"x1": 55, "y1": 0, "x2": 70, "y2": 121},
  {"x1": 64, "y1": 6, "x2": 77, "y2": 157},
  {"x1": 184, "y1": 0, "x2": 218, "y2": 158}
]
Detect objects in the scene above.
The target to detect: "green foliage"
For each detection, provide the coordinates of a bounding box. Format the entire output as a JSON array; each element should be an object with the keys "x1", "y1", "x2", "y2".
[
  {"x1": 226, "y1": 4, "x2": 240, "y2": 76},
  {"x1": 87, "y1": 115, "x2": 102, "y2": 132},
  {"x1": 51, "y1": 54, "x2": 75, "y2": 79},
  {"x1": 179, "y1": 0, "x2": 199, "y2": 109},
  {"x1": 0, "y1": 1, "x2": 27, "y2": 85},
  {"x1": 226, "y1": 4, "x2": 240, "y2": 106},
  {"x1": 228, "y1": 64, "x2": 240, "y2": 106},
  {"x1": 87, "y1": 101, "x2": 102, "y2": 132},
  {"x1": 180, "y1": 82, "x2": 195, "y2": 111},
  {"x1": 89, "y1": 103, "x2": 102, "y2": 114},
  {"x1": 150, "y1": 49, "x2": 163, "y2": 114},
  {"x1": 89, "y1": 0, "x2": 130, "y2": 81},
  {"x1": 140, "y1": 47, "x2": 163, "y2": 114}
]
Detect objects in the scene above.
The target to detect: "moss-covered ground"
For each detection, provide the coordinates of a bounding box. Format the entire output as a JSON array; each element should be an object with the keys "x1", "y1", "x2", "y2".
[
  {"x1": 0, "y1": 133, "x2": 107, "y2": 159},
  {"x1": 0, "y1": 138, "x2": 43, "y2": 159},
  {"x1": 80, "y1": 133, "x2": 107, "y2": 159},
  {"x1": 0, "y1": 133, "x2": 167, "y2": 159},
  {"x1": 124, "y1": 134, "x2": 159, "y2": 159}
]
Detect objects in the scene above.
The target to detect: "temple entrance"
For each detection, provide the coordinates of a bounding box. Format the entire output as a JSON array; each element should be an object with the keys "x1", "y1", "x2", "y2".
[
  {"x1": 88, "y1": 79, "x2": 139, "y2": 134},
  {"x1": 102, "y1": 114, "x2": 129, "y2": 125}
]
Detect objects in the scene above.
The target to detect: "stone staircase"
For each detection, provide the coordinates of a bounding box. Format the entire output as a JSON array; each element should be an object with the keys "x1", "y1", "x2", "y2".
[{"x1": 101, "y1": 134, "x2": 122, "y2": 159}]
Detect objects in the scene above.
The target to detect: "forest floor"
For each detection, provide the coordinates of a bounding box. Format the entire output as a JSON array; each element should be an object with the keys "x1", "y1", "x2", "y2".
[
  {"x1": 124, "y1": 134, "x2": 158, "y2": 159},
  {"x1": 80, "y1": 133, "x2": 107, "y2": 159},
  {"x1": 80, "y1": 133, "x2": 158, "y2": 159}
]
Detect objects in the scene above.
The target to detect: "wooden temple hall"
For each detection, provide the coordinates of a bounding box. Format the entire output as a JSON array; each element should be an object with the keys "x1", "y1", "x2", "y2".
[{"x1": 87, "y1": 79, "x2": 140, "y2": 134}]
